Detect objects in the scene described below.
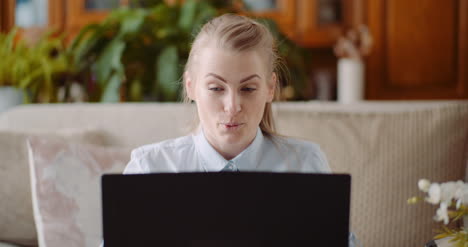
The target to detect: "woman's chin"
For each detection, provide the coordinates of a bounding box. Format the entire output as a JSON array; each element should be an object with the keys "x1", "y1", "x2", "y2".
[{"x1": 217, "y1": 127, "x2": 247, "y2": 143}]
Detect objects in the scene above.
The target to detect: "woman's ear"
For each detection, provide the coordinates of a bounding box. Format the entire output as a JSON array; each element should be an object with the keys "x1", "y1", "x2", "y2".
[
  {"x1": 184, "y1": 71, "x2": 196, "y2": 101},
  {"x1": 267, "y1": 73, "x2": 277, "y2": 103}
]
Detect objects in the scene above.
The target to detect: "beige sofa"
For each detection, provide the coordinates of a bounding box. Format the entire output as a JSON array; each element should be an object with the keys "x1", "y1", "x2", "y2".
[{"x1": 0, "y1": 101, "x2": 467, "y2": 247}]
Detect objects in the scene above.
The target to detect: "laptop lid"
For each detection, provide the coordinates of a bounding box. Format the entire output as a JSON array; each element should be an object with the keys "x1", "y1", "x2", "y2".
[{"x1": 102, "y1": 172, "x2": 351, "y2": 247}]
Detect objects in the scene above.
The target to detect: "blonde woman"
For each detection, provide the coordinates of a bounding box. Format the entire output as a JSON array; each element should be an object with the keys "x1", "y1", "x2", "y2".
[
  {"x1": 126, "y1": 14, "x2": 331, "y2": 174},
  {"x1": 102, "y1": 14, "x2": 360, "y2": 247}
]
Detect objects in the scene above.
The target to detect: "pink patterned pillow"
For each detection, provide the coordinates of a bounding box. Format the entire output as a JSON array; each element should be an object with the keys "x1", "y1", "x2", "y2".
[{"x1": 27, "y1": 136, "x2": 131, "y2": 247}]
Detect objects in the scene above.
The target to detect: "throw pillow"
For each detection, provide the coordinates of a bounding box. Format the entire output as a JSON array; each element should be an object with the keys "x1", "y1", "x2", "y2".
[
  {"x1": 0, "y1": 129, "x2": 105, "y2": 246},
  {"x1": 27, "y1": 136, "x2": 131, "y2": 247}
]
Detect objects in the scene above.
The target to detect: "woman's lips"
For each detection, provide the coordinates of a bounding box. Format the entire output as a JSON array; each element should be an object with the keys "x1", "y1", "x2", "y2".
[{"x1": 221, "y1": 123, "x2": 244, "y2": 130}]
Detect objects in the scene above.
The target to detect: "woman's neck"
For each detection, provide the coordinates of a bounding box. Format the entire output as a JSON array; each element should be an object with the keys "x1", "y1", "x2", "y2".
[{"x1": 203, "y1": 130, "x2": 256, "y2": 161}]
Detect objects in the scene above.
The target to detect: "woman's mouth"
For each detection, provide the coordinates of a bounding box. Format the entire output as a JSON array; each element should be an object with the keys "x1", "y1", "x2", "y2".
[{"x1": 221, "y1": 123, "x2": 244, "y2": 130}]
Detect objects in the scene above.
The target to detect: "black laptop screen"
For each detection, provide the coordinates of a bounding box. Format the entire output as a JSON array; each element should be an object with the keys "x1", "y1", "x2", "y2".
[{"x1": 102, "y1": 172, "x2": 350, "y2": 247}]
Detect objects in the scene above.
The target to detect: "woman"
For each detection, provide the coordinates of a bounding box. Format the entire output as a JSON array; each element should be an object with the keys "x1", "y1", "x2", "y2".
[
  {"x1": 110, "y1": 13, "x2": 360, "y2": 247},
  {"x1": 124, "y1": 14, "x2": 329, "y2": 175}
]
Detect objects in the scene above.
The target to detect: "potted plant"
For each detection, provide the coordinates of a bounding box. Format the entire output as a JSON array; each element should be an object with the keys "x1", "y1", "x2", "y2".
[
  {"x1": 68, "y1": 0, "x2": 217, "y2": 102},
  {"x1": 0, "y1": 28, "x2": 70, "y2": 108},
  {"x1": 409, "y1": 179, "x2": 468, "y2": 247},
  {"x1": 69, "y1": 0, "x2": 314, "y2": 102}
]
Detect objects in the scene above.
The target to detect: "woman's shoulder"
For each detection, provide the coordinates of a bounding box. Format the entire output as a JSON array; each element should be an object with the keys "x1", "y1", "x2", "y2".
[
  {"x1": 124, "y1": 134, "x2": 197, "y2": 174},
  {"x1": 270, "y1": 135, "x2": 323, "y2": 154},
  {"x1": 267, "y1": 134, "x2": 330, "y2": 173},
  {"x1": 130, "y1": 135, "x2": 195, "y2": 159}
]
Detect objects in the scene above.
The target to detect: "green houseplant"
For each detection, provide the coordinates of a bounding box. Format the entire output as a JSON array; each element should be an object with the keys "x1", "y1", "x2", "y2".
[
  {"x1": 69, "y1": 0, "x2": 314, "y2": 102},
  {"x1": 69, "y1": 0, "x2": 217, "y2": 102},
  {"x1": 0, "y1": 29, "x2": 70, "y2": 103}
]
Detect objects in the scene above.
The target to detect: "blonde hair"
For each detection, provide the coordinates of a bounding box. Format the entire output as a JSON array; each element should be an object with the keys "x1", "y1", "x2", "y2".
[{"x1": 182, "y1": 14, "x2": 285, "y2": 137}]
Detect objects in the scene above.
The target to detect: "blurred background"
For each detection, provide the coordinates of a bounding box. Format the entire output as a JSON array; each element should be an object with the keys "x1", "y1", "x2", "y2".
[{"x1": 0, "y1": 0, "x2": 467, "y2": 104}]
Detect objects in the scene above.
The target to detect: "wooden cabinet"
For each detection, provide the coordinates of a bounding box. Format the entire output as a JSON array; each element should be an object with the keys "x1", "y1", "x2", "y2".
[
  {"x1": 50, "y1": 0, "x2": 353, "y2": 48},
  {"x1": 243, "y1": 0, "x2": 352, "y2": 47},
  {"x1": 0, "y1": 3, "x2": 3, "y2": 31},
  {"x1": 295, "y1": 0, "x2": 353, "y2": 47},
  {"x1": 55, "y1": 0, "x2": 129, "y2": 41},
  {"x1": 0, "y1": 0, "x2": 127, "y2": 39},
  {"x1": 1, "y1": 0, "x2": 15, "y2": 32},
  {"x1": 364, "y1": 0, "x2": 468, "y2": 99},
  {"x1": 237, "y1": 0, "x2": 296, "y2": 38},
  {"x1": 2, "y1": 0, "x2": 351, "y2": 47}
]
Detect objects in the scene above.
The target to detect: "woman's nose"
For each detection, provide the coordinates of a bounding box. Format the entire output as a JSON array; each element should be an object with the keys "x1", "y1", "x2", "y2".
[{"x1": 224, "y1": 92, "x2": 241, "y2": 114}]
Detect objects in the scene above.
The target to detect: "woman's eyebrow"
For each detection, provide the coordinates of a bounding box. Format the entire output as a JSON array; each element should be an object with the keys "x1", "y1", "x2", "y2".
[
  {"x1": 240, "y1": 74, "x2": 261, "y2": 83},
  {"x1": 205, "y1": 73, "x2": 261, "y2": 83},
  {"x1": 205, "y1": 73, "x2": 226, "y2": 82}
]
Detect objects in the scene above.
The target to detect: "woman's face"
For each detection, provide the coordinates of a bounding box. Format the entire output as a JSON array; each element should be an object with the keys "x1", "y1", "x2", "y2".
[{"x1": 186, "y1": 46, "x2": 275, "y2": 153}]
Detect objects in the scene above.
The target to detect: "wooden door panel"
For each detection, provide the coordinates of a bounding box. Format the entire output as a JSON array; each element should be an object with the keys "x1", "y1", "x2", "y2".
[
  {"x1": 0, "y1": 1, "x2": 3, "y2": 31},
  {"x1": 366, "y1": 0, "x2": 468, "y2": 99},
  {"x1": 458, "y1": 0, "x2": 468, "y2": 97},
  {"x1": 1, "y1": 0, "x2": 15, "y2": 32},
  {"x1": 387, "y1": 0, "x2": 456, "y2": 87}
]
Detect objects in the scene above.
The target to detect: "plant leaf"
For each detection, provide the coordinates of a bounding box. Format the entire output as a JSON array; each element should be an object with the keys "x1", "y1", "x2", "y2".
[
  {"x1": 434, "y1": 233, "x2": 450, "y2": 239},
  {"x1": 178, "y1": 0, "x2": 197, "y2": 32},
  {"x1": 69, "y1": 24, "x2": 101, "y2": 62},
  {"x1": 2, "y1": 28, "x2": 17, "y2": 53},
  {"x1": 96, "y1": 39, "x2": 126, "y2": 85},
  {"x1": 70, "y1": 24, "x2": 100, "y2": 50},
  {"x1": 118, "y1": 9, "x2": 147, "y2": 36},
  {"x1": 101, "y1": 72, "x2": 122, "y2": 102},
  {"x1": 156, "y1": 45, "x2": 179, "y2": 99},
  {"x1": 192, "y1": 1, "x2": 217, "y2": 33}
]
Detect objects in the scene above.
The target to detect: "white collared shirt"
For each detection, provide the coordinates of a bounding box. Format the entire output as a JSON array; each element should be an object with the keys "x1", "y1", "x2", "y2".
[{"x1": 124, "y1": 127, "x2": 331, "y2": 174}]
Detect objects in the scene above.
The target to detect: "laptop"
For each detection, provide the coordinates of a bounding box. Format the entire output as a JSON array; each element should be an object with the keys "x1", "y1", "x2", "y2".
[{"x1": 102, "y1": 172, "x2": 351, "y2": 247}]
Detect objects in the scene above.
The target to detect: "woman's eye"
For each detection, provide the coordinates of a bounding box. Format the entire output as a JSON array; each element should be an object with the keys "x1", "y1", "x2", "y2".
[
  {"x1": 209, "y1": 87, "x2": 223, "y2": 91},
  {"x1": 242, "y1": 87, "x2": 257, "y2": 92}
]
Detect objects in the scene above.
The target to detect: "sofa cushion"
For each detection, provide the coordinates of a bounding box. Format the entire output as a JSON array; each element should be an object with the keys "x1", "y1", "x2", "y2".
[
  {"x1": 0, "y1": 103, "x2": 196, "y2": 148},
  {"x1": 0, "y1": 129, "x2": 105, "y2": 246},
  {"x1": 275, "y1": 102, "x2": 468, "y2": 247},
  {"x1": 27, "y1": 136, "x2": 130, "y2": 247},
  {"x1": 0, "y1": 242, "x2": 22, "y2": 247}
]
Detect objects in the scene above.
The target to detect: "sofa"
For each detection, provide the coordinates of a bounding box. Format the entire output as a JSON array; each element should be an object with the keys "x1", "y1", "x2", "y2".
[{"x1": 0, "y1": 101, "x2": 467, "y2": 247}]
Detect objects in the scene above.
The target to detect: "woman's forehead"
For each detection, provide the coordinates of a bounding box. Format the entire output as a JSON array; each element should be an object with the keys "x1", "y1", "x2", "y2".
[{"x1": 192, "y1": 46, "x2": 269, "y2": 78}]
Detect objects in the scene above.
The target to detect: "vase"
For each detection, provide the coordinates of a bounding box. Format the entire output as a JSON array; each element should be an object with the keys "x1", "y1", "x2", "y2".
[
  {"x1": 0, "y1": 87, "x2": 24, "y2": 113},
  {"x1": 337, "y1": 58, "x2": 365, "y2": 104}
]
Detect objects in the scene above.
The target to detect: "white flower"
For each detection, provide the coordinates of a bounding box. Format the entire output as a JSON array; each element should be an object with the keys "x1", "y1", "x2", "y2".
[
  {"x1": 458, "y1": 182, "x2": 468, "y2": 208},
  {"x1": 453, "y1": 181, "x2": 467, "y2": 200},
  {"x1": 434, "y1": 202, "x2": 449, "y2": 225},
  {"x1": 464, "y1": 183, "x2": 468, "y2": 203},
  {"x1": 440, "y1": 181, "x2": 458, "y2": 205},
  {"x1": 436, "y1": 180, "x2": 468, "y2": 208},
  {"x1": 426, "y1": 183, "x2": 441, "y2": 205},
  {"x1": 418, "y1": 179, "x2": 431, "y2": 192}
]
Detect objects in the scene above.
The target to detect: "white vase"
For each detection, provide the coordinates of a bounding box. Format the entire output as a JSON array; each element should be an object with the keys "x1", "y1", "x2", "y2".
[
  {"x1": 0, "y1": 87, "x2": 24, "y2": 113},
  {"x1": 337, "y1": 58, "x2": 365, "y2": 104}
]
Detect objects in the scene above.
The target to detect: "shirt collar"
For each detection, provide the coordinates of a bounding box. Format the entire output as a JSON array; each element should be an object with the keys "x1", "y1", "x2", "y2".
[{"x1": 193, "y1": 127, "x2": 264, "y2": 172}]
